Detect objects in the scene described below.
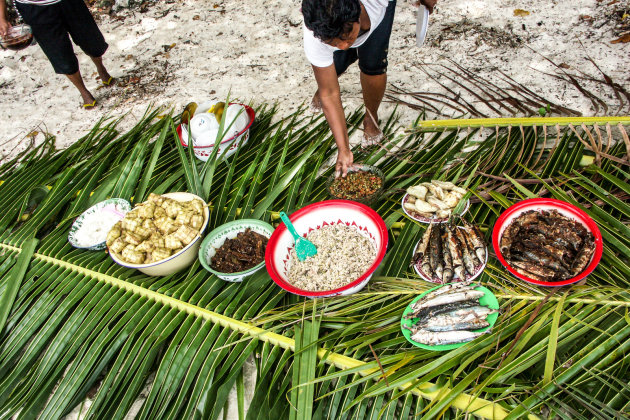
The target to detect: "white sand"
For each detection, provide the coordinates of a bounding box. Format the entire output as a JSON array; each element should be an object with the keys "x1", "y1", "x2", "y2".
[{"x1": 1, "y1": 0, "x2": 628, "y2": 161}]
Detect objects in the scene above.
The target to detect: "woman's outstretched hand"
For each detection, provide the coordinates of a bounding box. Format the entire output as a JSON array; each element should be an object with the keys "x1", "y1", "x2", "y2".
[{"x1": 335, "y1": 149, "x2": 354, "y2": 178}]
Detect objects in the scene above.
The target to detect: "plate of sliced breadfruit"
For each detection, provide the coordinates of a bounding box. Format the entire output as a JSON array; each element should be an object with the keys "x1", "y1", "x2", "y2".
[{"x1": 402, "y1": 180, "x2": 469, "y2": 223}]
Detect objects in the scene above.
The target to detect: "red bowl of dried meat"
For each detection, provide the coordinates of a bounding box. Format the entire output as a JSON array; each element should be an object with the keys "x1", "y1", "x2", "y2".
[
  {"x1": 199, "y1": 219, "x2": 273, "y2": 282},
  {"x1": 492, "y1": 198, "x2": 603, "y2": 287}
]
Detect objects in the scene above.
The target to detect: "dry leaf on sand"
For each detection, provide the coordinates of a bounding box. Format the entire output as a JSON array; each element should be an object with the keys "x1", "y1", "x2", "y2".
[
  {"x1": 610, "y1": 33, "x2": 630, "y2": 43},
  {"x1": 513, "y1": 9, "x2": 530, "y2": 17}
]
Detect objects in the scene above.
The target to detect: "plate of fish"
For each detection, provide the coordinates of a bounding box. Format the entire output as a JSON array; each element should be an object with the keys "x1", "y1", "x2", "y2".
[
  {"x1": 402, "y1": 180, "x2": 469, "y2": 223},
  {"x1": 411, "y1": 220, "x2": 487, "y2": 284},
  {"x1": 401, "y1": 281, "x2": 499, "y2": 351},
  {"x1": 492, "y1": 198, "x2": 603, "y2": 287}
]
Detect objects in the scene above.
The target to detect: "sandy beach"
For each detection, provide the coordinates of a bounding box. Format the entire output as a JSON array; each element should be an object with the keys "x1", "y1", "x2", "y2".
[{"x1": 1, "y1": 0, "x2": 628, "y2": 162}]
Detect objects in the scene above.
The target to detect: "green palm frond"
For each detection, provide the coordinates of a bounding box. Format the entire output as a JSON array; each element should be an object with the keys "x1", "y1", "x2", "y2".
[{"x1": 0, "y1": 105, "x2": 629, "y2": 419}]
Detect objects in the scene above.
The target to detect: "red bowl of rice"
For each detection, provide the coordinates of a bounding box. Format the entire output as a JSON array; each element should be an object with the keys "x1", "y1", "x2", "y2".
[{"x1": 265, "y1": 200, "x2": 388, "y2": 297}]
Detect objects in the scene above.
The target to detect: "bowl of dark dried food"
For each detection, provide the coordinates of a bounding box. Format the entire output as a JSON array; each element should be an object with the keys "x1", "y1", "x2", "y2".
[
  {"x1": 199, "y1": 219, "x2": 273, "y2": 282},
  {"x1": 326, "y1": 165, "x2": 384, "y2": 206},
  {"x1": 492, "y1": 198, "x2": 603, "y2": 287}
]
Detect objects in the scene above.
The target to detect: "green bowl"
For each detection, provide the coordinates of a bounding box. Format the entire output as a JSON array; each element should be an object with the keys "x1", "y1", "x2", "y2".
[
  {"x1": 199, "y1": 219, "x2": 273, "y2": 282},
  {"x1": 68, "y1": 198, "x2": 131, "y2": 251},
  {"x1": 400, "y1": 284, "x2": 499, "y2": 351}
]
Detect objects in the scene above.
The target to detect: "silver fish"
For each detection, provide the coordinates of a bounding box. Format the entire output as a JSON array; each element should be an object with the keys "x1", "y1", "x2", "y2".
[
  {"x1": 408, "y1": 328, "x2": 489, "y2": 345},
  {"x1": 423, "y1": 318, "x2": 490, "y2": 332},
  {"x1": 413, "y1": 289, "x2": 485, "y2": 311},
  {"x1": 411, "y1": 281, "x2": 474, "y2": 308},
  {"x1": 444, "y1": 306, "x2": 497, "y2": 319}
]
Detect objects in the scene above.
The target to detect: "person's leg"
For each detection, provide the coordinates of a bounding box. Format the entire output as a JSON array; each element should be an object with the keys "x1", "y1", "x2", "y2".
[
  {"x1": 15, "y1": 1, "x2": 94, "y2": 106},
  {"x1": 61, "y1": 0, "x2": 112, "y2": 84},
  {"x1": 90, "y1": 56, "x2": 113, "y2": 85},
  {"x1": 66, "y1": 70, "x2": 96, "y2": 106},
  {"x1": 359, "y1": 72, "x2": 387, "y2": 140},
  {"x1": 356, "y1": 0, "x2": 396, "y2": 142}
]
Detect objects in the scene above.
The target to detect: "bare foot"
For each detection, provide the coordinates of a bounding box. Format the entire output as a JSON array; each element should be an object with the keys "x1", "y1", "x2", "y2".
[
  {"x1": 310, "y1": 91, "x2": 322, "y2": 113},
  {"x1": 362, "y1": 117, "x2": 383, "y2": 147}
]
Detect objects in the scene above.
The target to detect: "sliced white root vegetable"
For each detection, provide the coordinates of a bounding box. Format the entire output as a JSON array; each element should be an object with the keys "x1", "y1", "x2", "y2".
[
  {"x1": 431, "y1": 180, "x2": 456, "y2": 190},
  {"x1": 415, "y1": 200, "x2": 439, "y2": 213},
  {"x1": 427, "y1": 197, "x2": 451, "y2": 210},
  {"x1": 407, "y1": 185, "x2": 427, "y2": 201}
]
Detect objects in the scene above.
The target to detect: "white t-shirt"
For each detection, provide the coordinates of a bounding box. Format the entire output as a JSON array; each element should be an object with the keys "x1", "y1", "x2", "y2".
[{"x1": 303, "y1": 0, "x2": 390, "y2": 68}]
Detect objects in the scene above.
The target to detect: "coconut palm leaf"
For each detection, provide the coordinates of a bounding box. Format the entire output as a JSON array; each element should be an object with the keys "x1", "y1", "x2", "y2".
[{"x1": 0, "y1": 105, "x2": 630, "y2": 420}]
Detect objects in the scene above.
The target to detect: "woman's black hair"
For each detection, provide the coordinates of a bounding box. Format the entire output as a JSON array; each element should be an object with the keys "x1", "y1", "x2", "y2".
[{"x1": 302, "y1": 0, "x2": 362, "y2": 42}]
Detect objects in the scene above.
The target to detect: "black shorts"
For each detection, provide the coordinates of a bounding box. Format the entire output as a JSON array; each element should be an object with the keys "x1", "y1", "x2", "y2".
[
  {"x1": 333, "y1": 0, "x2": 396, "y2": 76},
  {"x1": 15, "y1": 0, "x2": 108, "y2": 75}
]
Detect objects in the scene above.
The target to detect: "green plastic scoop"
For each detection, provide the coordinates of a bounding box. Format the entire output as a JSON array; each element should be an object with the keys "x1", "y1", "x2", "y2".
[{"x1": 279, "y1": 211, "x2": 317, "y2": 262}]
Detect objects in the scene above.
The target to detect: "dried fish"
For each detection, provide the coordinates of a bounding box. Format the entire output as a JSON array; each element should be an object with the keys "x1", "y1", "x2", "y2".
[
  {"x1": 461, "y1": 219, "x2": 486, "y2": 262},
  {"x1": 441, "y1": 229, "x2": 453, "y2": 283},
  {"x1": 429, "y1": 224, "x2": 442, "y2": 273},
  {"x1": 570, "y1": 233, "x2": 595, "y2": 276},
  {"x1": 447, "y1": 225, "x2": 466, "y2": 279},
  {"x1": 455, "y1": 227, "x2": 476, "y2": 275},
  {"x1": 413, "y1": 224, "x2": 433, "y2": 264}
]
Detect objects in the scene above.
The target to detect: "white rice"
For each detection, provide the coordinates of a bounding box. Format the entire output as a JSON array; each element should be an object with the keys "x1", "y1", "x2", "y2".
[
  {"x1": 287, "y1": 224, "x2": 376, "y2": 292},
  {"x1": 73, "y1": 207, "x2": 125, "y2": 247}
]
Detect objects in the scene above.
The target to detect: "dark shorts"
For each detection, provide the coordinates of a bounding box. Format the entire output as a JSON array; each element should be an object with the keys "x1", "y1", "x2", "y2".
[
  {"x1": 333, "y1": 0, "x2": 396, "y2": 76},
  {"x1": 15, "y1": 0, "x2": 108, "y2": 75}
]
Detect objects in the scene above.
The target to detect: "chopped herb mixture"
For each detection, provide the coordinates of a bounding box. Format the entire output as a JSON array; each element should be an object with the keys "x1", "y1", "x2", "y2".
[
  {"x1": 211, "y1": 228, "x2": 268, "y2": 273},
  {"x1": 329, "y1": 171, "x2": 383, "y2": 200}
]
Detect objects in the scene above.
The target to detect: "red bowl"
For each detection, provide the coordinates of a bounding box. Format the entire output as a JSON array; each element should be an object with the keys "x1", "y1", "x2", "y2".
[
  {"x1": 176, "y1": 103, "x2": 255, "y2": 147},
  {"x1": 492, "y1": 198, "x2": 603, "y2": 287},
  {"x1": 265, "y1": 200, "x2": 388, "y2": 297}
]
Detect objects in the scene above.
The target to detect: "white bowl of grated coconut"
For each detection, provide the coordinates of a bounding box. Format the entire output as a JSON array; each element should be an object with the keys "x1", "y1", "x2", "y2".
[
  {"x1": 68, "y1": 199, "x2": 132, "y2": 251},
  {"x1": 265, "y1": 200, "x2": 388, "y2": 298}
]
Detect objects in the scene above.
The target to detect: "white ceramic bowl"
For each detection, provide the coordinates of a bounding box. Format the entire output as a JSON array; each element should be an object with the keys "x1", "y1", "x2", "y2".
[
  {"x1": 108, "y1": 192, "x2": 209, "y2": 276},
  {"x1": 177, "y1": 103, "x2": 255, "y2": 162},
  {"x1": 265, "y1": 200, "x2": 388, "y2": 298}
]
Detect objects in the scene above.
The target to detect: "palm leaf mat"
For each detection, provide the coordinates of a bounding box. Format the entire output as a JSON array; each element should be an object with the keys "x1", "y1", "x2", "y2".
[{"x1": 0, "y1": 105, "x2": 629, "y2": 419}]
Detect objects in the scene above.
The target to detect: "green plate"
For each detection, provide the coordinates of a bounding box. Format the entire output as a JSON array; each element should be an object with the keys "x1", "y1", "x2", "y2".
[{"x1": 400, "y1": 284, "x2": 499, "y2": 351}]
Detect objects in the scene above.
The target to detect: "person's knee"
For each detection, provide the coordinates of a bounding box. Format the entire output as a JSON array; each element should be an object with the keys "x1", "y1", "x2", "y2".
[{"x1": 359, "y1": 65, "x2": 387, "y2": 76}]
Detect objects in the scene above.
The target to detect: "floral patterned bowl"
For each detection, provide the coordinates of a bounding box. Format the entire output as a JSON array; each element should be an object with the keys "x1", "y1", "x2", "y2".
[{"x1": 68, "y1": 198, "x2": 131, "y2": 251}]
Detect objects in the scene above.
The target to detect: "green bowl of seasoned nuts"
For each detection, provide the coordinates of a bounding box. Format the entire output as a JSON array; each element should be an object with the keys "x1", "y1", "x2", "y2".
[
  {"x1": 107, "y1": 192, "x2": 209, "y2": 276},
  {"x1": 326, "y1": 164, "x2": 385, "y2": 207}
]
